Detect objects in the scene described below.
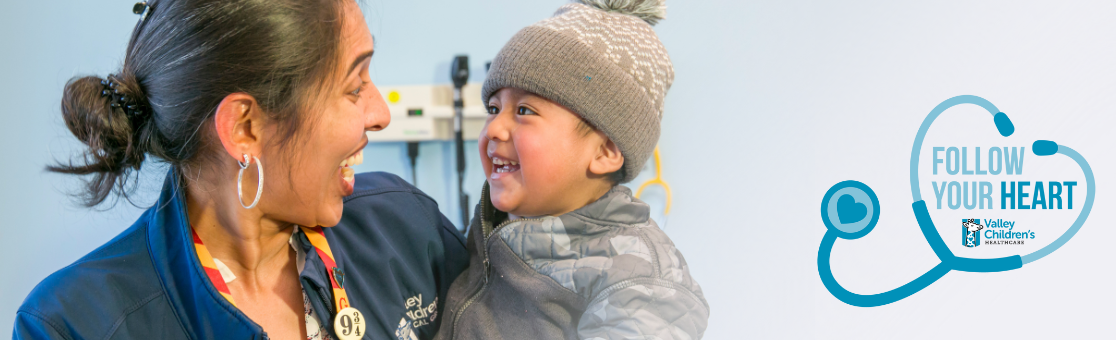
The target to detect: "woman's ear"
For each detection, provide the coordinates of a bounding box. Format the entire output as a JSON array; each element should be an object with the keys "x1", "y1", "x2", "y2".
[
  {"x1": 588, "y1": 135, "x2": 624, "y2": 176},
  {"x1": 214, "y1": 93, "x2": 264, "y2": 161}
]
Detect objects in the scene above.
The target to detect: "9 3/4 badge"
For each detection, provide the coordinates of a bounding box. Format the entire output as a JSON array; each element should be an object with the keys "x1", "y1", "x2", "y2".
[{"x1": 334, "y1": 307, "x2": 365, "y2": 340}]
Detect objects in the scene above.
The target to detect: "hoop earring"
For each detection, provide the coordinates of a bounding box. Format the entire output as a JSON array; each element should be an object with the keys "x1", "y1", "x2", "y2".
[{"x1": 237, "y1": 154, "x2": 264, "y2": 209}]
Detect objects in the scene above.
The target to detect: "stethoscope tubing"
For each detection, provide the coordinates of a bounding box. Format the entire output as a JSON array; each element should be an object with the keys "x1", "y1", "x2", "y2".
[
  {"x1": 817, "y1": 231, "x2": 952, "y2": 307},
  {"x1": 1021, "y1": 144, "x2": 1095, "y2": 264}
]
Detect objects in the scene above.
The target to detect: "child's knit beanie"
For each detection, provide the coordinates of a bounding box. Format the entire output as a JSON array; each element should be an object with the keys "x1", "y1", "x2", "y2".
[{"x1": 482, "y1": 0, "x2": 674, "y2": 183}]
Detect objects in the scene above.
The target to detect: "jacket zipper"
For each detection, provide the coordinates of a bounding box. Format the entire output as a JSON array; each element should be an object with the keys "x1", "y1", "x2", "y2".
[
  {"x1": 450, "y1": 186, "x2": 544, "y2": 339},
  {"x1": 317, "y1": 286, "x2": 334, "y2": 320}
]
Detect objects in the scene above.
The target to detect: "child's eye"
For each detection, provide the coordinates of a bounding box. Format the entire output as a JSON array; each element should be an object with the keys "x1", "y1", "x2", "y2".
[
  {"x1": 487, "y1": 105, "x2": 499, "y2": 115},
  {"x1": 517, "y1": 107, "x2": 537, "y2": 116}
]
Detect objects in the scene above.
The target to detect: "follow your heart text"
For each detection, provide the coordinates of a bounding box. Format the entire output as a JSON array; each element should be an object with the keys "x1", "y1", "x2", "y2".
[{"x1": 929, "y1": 146, "x2": 1078, "y2": 210}]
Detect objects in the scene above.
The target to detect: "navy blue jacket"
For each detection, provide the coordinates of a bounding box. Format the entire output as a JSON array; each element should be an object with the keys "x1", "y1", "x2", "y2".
[{"x1": 13, "y1": 171, "x2": 468, "y2": 340}]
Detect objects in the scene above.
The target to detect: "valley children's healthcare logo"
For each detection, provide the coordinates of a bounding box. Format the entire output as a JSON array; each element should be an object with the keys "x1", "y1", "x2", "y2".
[
  {"x1": 815, "y1": 95, "x2": 1096, "y2": 307},
  {"x1": 961, "y1": 218, "x2": 1035, "y2": 246},
  {"x1": 961, "y1": 219, "x2": 983, "y2": 247}
]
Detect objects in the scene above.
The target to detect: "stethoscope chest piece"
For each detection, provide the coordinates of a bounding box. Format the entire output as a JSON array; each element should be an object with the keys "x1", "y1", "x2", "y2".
[{"x1": 820, "y1": 180, "x2": 880, "y2": 240}]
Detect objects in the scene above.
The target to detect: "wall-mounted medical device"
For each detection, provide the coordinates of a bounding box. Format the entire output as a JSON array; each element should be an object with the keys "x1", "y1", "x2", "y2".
[{"x1": 369, "y1": 83, "x2": 487, "y2": 142}]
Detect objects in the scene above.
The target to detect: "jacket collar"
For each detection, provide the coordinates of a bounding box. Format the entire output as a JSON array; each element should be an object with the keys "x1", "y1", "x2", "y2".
[
  {"x1": 564, "y1": 185, "x2": 651, "y2": 226},
  {"x1": 145, "y1": 170, "x2": 265, "y2": 339},
  {"x1": 478, "y1": 182, "x2": 651, "y2": 236}
]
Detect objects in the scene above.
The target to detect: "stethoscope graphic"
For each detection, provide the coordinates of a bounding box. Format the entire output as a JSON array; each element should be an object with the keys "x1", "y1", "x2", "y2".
[{"x1": 817, "y1": 95, "x2": 1096, "y2": 307}]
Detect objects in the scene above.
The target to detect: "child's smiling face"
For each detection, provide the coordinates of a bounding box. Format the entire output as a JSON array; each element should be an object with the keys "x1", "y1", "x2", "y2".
[{"x1": 480, "y1": 88, "x2": 624, "y2": 218}]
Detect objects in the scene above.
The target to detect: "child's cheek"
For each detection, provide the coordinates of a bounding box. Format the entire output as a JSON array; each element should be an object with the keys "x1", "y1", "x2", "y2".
[
  {"x1": 519, "y1": 139, "x2": 570, "y2": 193},
  {"x1": 514, "y1": 133, "x2": 544, "y2": 179},
  {"x1": 478, "y1": 138, "x2": 491, "y2": 177}
]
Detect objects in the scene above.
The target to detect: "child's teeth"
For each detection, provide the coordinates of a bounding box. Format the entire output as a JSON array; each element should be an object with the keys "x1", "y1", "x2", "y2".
[{"x1": 490, "y1": 156, "x2": 521, "y2": 175}]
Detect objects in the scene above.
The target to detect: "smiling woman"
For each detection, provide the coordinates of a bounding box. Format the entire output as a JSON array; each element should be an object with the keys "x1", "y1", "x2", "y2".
[{"x1": 15, "y1": 1, "x2": 467, "y2": 339}]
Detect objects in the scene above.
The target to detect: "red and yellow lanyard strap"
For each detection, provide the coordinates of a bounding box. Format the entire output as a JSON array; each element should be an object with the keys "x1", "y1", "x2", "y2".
[
  {"x1": 192, "y1": 226, "x2": 365, "y2": 339},
  {"x1": 192, "y1": 228, "x2": 237, "y2": 307},
  {"x1": 191, "y1": 226, "x2": 350, "y2": 311},
  {"x1": 295, "y1": 226, "x2": 366, "y2": 339},
  {"x1": 299, "y1": 226, "x2": 351, "y2": 311}
]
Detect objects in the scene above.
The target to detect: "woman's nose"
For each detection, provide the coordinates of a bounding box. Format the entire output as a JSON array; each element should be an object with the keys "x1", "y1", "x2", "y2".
[{"x1": 365, "y1": 85, "x2": 390, "y2": 131}]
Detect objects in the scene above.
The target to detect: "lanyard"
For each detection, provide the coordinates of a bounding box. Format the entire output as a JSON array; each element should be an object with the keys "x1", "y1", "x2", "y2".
[
  {"x1": 191, "y1": 226, "x2": 351, "y2": 313},
  {"x1": 192, "y1": 226, "x2": 366, "y2": 339},
  {"x1": 299, "y1": 226, "x2": 352, "y2": 311},
  {"x1": 192, "y1": 229, "x2": 236, "y2": 306}
]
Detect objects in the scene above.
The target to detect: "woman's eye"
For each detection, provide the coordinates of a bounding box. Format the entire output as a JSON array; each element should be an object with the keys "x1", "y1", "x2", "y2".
[
  {"x1": 517, "y1": 107, "x2": 537, "y2": 115},
  {"x1": 349, "y1": 81, "x2": 368, "y2": 97},
  {"x1": 487, "y1": 106, "x2": 499, "y2": 115}
]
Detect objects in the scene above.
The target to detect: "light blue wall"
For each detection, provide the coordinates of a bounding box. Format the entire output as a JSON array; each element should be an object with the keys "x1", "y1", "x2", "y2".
[{"x1": 1, "y1": 0, "x2": 167, "y2": 335}]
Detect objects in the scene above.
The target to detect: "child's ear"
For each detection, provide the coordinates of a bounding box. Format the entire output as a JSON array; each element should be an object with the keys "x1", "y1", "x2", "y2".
[{"x1": 588, "y1": 136, "x2": 624, "y2": 176}]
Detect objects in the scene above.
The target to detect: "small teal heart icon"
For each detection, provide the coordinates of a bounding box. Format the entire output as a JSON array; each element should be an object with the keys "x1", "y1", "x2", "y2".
[{"x1": 837, "y1": 194, "x2": 867, "y2": 224}]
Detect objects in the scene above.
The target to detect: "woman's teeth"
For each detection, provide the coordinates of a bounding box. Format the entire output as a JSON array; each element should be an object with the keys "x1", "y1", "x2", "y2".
[
  {"x1": 340, "y1": 150, "x2": 364, "y2": 182},
  {"x1": 340, "y1": 150, "x2": 364, "y2": 168},
  {"x1": 342, "y1": 167, "x2": 355, "y2": 182},
  {"x1": 491, "y1": 156, "x2": 520, "y2": 173}
]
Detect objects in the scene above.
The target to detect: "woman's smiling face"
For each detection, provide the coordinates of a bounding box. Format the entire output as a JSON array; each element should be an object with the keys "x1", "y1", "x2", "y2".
[{"x1": 260, "y1": 1, "x2": 389, "y2": 228}]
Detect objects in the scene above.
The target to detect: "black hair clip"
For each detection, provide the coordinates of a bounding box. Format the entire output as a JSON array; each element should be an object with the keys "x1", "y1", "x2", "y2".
[
  {"x1": 100, "y1": 78, "x2": 149, "y2": 118},
  {"x1": 133, "y1": 2, "x2": 151, "y2": 21}
]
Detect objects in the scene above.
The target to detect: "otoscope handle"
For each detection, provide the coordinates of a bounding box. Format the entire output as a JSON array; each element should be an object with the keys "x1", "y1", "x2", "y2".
[
  {"x1": 451, "y1": 54, "x2": 472, "y2": 227},
  {"x1": 454, "y1": 93, "x2": 467, "y2": 219},
  {"x1": 455, "y1": 117, "x2": 466, "y2": 172}
]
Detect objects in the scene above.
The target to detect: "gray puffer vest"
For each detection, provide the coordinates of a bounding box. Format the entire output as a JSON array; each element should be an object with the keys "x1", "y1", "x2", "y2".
[{"x1": 435, "y1": 183, "x2": 709, "y2": 340}]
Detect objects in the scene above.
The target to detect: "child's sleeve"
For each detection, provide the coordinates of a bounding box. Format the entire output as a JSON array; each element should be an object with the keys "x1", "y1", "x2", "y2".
[{"x1": 576, "y1": 278, "x2": 709, "y2": 340}]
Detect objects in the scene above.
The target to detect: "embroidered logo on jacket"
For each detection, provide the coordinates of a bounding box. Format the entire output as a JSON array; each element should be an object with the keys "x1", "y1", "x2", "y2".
[{"x1": 395, "y1": 294, "x2": 438, "y2": 340}]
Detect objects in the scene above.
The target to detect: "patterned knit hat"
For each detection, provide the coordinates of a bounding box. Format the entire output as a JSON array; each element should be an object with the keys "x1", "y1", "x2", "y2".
[{"x1": 482, "y1": 0, "x2": 674, "y2": 183}]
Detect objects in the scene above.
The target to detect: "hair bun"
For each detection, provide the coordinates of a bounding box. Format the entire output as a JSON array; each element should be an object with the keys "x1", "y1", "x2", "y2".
[
  {"x1": 577, "y1": 0, "x2": 666, "y2": 25},
  {"x1": 50, "y1": 75, "x2": 151, "y2": 206}
]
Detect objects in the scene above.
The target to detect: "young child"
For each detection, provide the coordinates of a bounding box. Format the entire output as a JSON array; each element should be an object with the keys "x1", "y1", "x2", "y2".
[{"x1": 434, "y1": 1, "x2": 708, "y2": 339}]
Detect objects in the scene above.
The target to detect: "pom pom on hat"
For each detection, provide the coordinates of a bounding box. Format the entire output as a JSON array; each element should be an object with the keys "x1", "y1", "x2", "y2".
[{"x1": 577, "y1": 0, "x2": 666, "y2": 26}]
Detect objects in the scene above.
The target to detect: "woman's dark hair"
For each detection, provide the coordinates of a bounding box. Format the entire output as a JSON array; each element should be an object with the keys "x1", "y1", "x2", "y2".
[{"x1": 49, "y1": 0, "x2": 348, "y2": 207}]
